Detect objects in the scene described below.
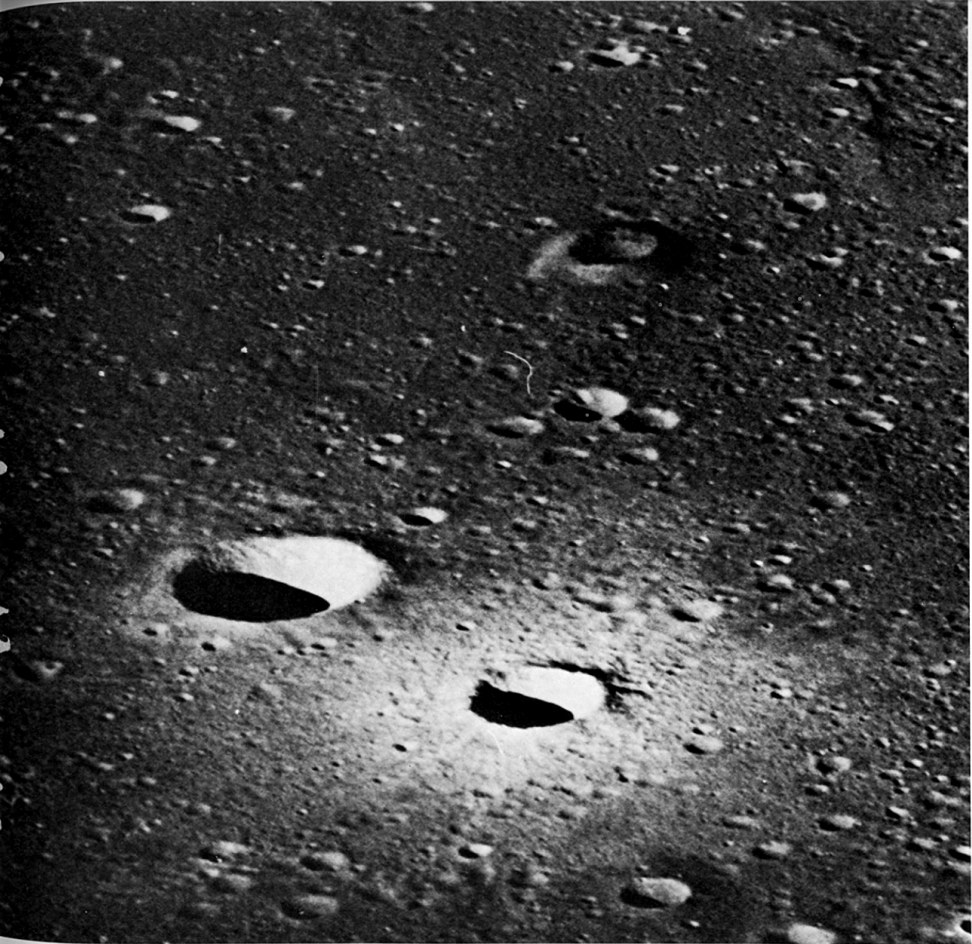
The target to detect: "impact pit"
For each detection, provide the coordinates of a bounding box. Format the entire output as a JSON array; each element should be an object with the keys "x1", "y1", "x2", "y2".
[
  {"x1": 172, "y1": 536, "x2": 386, "y2": 622},
  {"x1": 471, "y1": 667, "x2": 606, "y2": 729}
]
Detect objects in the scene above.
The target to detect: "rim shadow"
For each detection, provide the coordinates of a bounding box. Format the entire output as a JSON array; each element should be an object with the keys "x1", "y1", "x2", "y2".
[
  {"x1": 469, "y1": 681, "x2": 574, "y2": 729},
  {"x1": 172, "y1": 560, "x2": 330, "y2": 622}
]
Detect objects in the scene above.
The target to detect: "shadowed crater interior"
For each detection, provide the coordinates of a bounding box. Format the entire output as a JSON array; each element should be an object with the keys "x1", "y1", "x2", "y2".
[
  {"x1": 554, "y1": 399, "x2": 604, "y2": 423},
  {"x1": 172, "y1": 560, "x2": 330, "y2": 622},
  {"x1": 568, "y1": 219, "x2": 694, "y2": 271},
  {"x1": 470, "y1": 681, "x2": 575, "y2": 728}
]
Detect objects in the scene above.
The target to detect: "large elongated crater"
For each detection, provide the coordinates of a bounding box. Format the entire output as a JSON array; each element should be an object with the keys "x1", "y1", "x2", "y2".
[{"x1": 172, "y1": 536, "x2": 387, "y2": 622}]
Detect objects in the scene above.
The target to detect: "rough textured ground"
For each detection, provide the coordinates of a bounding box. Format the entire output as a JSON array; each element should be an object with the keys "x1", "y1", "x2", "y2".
[{"x1": 0, "y1": 3, "x2": 968, "y2": 943}]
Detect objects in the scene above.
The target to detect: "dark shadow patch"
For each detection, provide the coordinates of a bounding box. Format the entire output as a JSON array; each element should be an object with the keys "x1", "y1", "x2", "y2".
[
  {"x1": 554, "y1": 399, "x2": 602, "y2": 423},
  {"x1": 119, "y1": 209, "x2": 164, "y2": 225},
  {"x1": 335, "y1": 530, "x2": 430, "y2": 583},
  {"x1": 569, "y1": 220, "x2": 695, "y2": 273},
  {"x1": 617, "y1": 411, "x2": 660, "y2": 433},
  {"x1": 172, "y1": 560, "x2": 329, "y2": 622},
  {"x1": 469, "y1": 681, "x2": 573, "y2": 728},
  {"x1": 619, "y1": 885, "x2": 672, "y2": 909},
  {"x1": 398, "y1": 513, "x2": 436, "y2": 527},
  {"x1": 569, "y1": 227, "x2": 657, "y2": 265}
]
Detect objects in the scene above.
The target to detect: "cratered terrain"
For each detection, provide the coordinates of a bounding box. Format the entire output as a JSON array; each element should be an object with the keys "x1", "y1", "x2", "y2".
[{"x1": 0, "y1": 3, "x2": 968, "y2": 943}]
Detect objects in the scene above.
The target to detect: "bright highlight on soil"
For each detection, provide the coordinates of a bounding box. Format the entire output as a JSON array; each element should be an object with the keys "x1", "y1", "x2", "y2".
[
  {"x1": 470, "y1": 667, "x2": 606, "y2": 729},
  {"x1": 172, "y1": 536, "x2": 386, "y2": 622}
]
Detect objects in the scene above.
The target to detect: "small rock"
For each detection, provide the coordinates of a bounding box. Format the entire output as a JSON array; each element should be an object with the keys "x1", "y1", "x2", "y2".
[
  {"x1": 812, "y1": 491, "x2": 852, "y2": 510},
  {"x1": 487, "y1": 416, "x2": 545, "y2": 438},
  {"x1": 627, "y1": 18, "x2": 666, "y2": 34},
  {"x1": 846, "y1": 410, "x2": 894, "y2": 432},
  {"x1": 250, "y1": 682, "x2": 283, "y2": 703},
  {"x1": 207, "y1": 436, "x2": 238, "y2": 451},
  {"x1": 754, "y1": 840, "x2": 792, "y2": 860},
  {"x1": 818, "y1": 813, "x2": 859, "y2": 831},
  {"x1": 511, "y1": 864, "x2": 550, "y2": 888},
  {"x1": 91, "y1": 54, "x2": 124, "y2": 74},
  {"x1": 200, "y1": 840, "x2": 250, "y2": 861},
  {"x1": 817, "y1": 756, "x2": 853, "y2": 775},
  {"x1": 806, "y1": 251, "x2": 846, "y2": 270},
  {"x1": 123, "y1": 204, "x2": 172, "y2": 224},
  {"x1": 260, "y1": 105, "x2": 296, "y2": 123},
  {"x1": 458, "y1": 843, "x2": 494, "y2": 859},
  {"x1": 400, "y1": 506, "x2": 448, "y2": 527},
  {"x1": 784, "y1": 192, "x2": 829, "y2": 214},
  {"x1": 723, "y1": 814, "x2": 761, "y2": 830},
  {"x1": 759, "y1": 574, "x2": 795, "y2": 593},
  {"x1": 89, "y1": 488, "x2": 146, "y2": 513},
  {"x1": 730, "y1": 237, "x2": 767, "y2": 254},
  {"x1": 619, "y1": 446, "x2": 660, "y2": 465},
  {"x1": 211, "y1": 872, "x2": 254, "y2": 894},
  {"x1": 928, "y1": 245, "x2": 963, "y2": 262},
  {"x1": 533, "y1": 571, "x2": 563, "y2": 590},
  {"x1": 544, "y1": 446, "x2": 591, "y2": 461},
  {"x1": 622, "y1": 876, "x2": 692, "y2": 907},
  {"x1": 565, "y1": 387, "x2": 630, "y2": 420},
  {"x1": 831, "y1": 373, "x2": 864, "y2": 389},
  {"x1": 58, "y1": 110, "x2": 98, "y2": 125},
  {"x1": 301, "y1": 850, "x2": 350, "y2": 872},
  {"x1": 201, "y1": 637, "x2": 232, "y2": 652},
  {"x1": 683, "y1": 735, "x2": 724, "y2": 755},
  {"x1": 784, "y1": 923, "x2": 838, "y2": 944},
  {"x1": 590, "y1": 43, "x2": 642, "y2": 68},
  {"x1": 602, "y1": 593, "x2": 637, "y2": 614},
  {"x1": 672, "y1": 600, "x2": 723, "y2": 623},
  {"x1": 627, "y1": 406, "x2": 681, "y2": 431},
  {"x1": 159, "y1": 115, "x2": 202, "y2": 133},
  {"x1": 147, "y1": 370, "x2": 170, "y2": 386},
  {"x1": 282, "y1": 893, "x2": 340, "y2": 919}
]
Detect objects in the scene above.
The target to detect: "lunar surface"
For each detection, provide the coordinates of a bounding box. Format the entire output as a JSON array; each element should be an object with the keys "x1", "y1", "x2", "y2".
[{"x1": 0, "y1": 3, "x2": 968, "y2": 944}]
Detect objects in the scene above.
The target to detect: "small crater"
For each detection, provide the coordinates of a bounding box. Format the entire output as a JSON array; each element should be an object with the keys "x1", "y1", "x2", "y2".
[
  {"x1": 172, "y1": 536, "x2": 386, "y2": 621},
  {"x1": 470, "y1": 682, "x2": 574, "y2": 728},
  {"x1": 470, "y1": 667, "x2": 606, "y2": 728},
  {"x1": 571, "y1": 219, "x2": 694, "y2": 272},
  {"x1": 173, "y1": 563, "x2": 329, "y2": 622},
  {"x1": 569, "y1": 225, "x2": 659, "y2": 265}
]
